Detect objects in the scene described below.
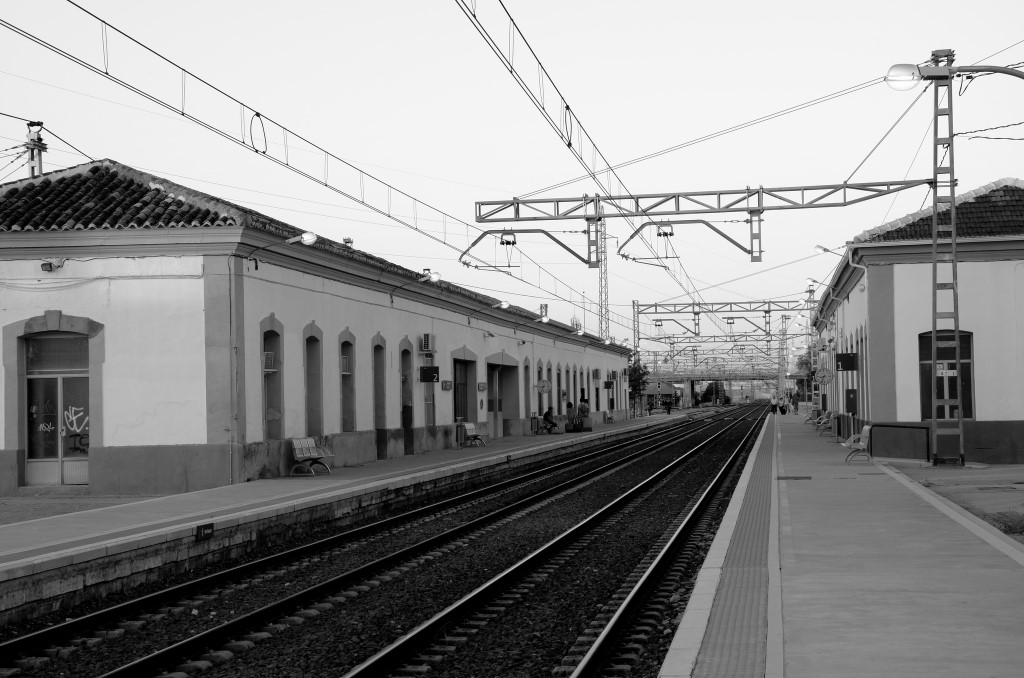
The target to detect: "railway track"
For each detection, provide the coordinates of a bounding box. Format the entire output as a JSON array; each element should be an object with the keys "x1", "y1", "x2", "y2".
[
  {"x1": 342, "y1": 409, "x2": 763, "y2": 678},
  {"x1": 0, "y1": 409, "x2": 753, "y2": 677}
]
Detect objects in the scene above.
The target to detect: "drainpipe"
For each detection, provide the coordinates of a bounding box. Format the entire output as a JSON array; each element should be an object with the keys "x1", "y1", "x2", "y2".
[{"x1": 848, "y1": 248, "x2": 867, "y2": 283}]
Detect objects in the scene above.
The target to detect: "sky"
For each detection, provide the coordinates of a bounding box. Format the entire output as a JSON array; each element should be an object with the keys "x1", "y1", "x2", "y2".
[{"x1": 1, "y1": 0, "x2": 1022, "y2": 372}]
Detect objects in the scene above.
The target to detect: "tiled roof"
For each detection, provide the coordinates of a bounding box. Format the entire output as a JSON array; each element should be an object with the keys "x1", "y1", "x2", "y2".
[
  {"x1": 0, "y1": 159, "x2": 244, "y2": 232},
  {"x1": 0, "y1": 159, "x2": 630, "y2": 352},
  {"x1": 852, "y1": 178, "x2": 1024, "y2": 243}
]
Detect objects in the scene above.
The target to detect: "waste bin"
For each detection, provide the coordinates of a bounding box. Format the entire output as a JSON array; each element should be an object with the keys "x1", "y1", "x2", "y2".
[{"x1": 455, "y1": 417, "x2": 466, "y2": 448}]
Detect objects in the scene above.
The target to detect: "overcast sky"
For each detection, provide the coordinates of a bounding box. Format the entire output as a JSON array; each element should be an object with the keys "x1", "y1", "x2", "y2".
[{"x1": 2, "y1": 0, "x2": 1022, "y2": 360}]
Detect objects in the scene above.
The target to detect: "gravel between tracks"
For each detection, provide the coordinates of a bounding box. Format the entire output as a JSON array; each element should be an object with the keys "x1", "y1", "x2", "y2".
[{"x1": 197, "y1": 431, "x2": 742, "y2": 678}]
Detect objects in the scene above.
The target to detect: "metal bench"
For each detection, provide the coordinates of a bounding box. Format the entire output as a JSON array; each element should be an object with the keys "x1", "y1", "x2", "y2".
[
  {"x1": 463, "y1": 422, "x2": 486, "y2": 446},
  {"x1": 289, "y1": 437, "x2": 334, "y2": 475},
  {"x1": 841, "y1": 425, "x2": 872, "y2": 464},
  {"x1": 816, "y1": 411, "x2": 837, "y2": 436}
]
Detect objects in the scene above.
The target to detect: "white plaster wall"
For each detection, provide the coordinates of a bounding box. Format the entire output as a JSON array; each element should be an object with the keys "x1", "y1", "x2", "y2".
[
  {"x1": 826, "y1": 281, "x2": 869, "y2": 416},
  {"x1": 0, "y1": 257, "x2": 208, "y2": 446},
  {"x1": 892, "y1": 260, "x2": 1024, "y2": 421},
  {"x1": 242, "y1": 264, "x2": 629, "y2": 442}
]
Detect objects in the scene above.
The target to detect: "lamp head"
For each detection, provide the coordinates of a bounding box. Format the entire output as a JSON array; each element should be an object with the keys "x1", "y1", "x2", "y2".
[
  {"x1": 491, "y1": 300, "x2": 510, "y2": 309},
  {"x1": 285, "y1": 231, "x2": 318, "y2": 246},
  {"x1": 418, "y1": 269, "x2": 442, "y2": 283},
  {"x1": 886, "y1": 63, "x2": 922, "y2": 91}
]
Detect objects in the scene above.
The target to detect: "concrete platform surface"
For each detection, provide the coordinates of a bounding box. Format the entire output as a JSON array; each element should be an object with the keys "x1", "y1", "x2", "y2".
[
  {"x1": 661, "y1": 412, "x2": 1024, "y2": 678},
  {"x1": 0, "y1": 411, "x2": 684, "y2": 570}
]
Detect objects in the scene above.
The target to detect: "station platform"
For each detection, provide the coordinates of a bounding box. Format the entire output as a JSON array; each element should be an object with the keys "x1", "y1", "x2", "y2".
[
  {"x1": 0, "y1": 410, "x2": 686, "y2": 623},
  {"x1": 661, "y1": 413, "x2": 1024, "y2": 678}
]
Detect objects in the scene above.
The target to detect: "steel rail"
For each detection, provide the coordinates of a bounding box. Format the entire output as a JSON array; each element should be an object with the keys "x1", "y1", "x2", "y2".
[
  {"x1": 0, "y1": 413, "x2": 718, "y2": 666},
  {"x1": 89, "y1": 413, "x2": 736, "y2": 678},
  {"x1": 569, "y1": 409, "x2": 765, "y2": 677},
  {"x1": 341, "y1": 414, "x2": 751, "y2": 678}
]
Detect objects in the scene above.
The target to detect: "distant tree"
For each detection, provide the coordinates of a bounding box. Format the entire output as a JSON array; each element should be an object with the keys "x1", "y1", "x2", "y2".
[
  {"x1": 627, "y1": 356, "x2": 650, "y2": 417},
  {"x1": 700, "y1": 380, "x2": 725, "y2": 404},
  {"x1": 795, "y1": 348, "x2": 812, "y2": 399}
]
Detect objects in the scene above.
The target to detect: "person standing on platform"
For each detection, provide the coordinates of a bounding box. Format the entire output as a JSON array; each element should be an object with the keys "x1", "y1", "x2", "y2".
[{"x1": 770, "y1": 393, "x2": 778, "y2": 415}]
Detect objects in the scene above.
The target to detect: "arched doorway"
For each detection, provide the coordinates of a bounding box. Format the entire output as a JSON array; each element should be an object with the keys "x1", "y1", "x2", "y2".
[
  {"x1": 400, "y1": 346, "x2": 414, "y2": 455},
  {"x1": 372, "y1": 338, "x2": 387, "y2": 460}
]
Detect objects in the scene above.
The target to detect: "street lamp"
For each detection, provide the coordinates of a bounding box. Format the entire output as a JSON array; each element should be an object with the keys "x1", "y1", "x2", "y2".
[
  {"x1": 389, "y1": 268, "x2": 442, "y2": 303},
  {"x1": 886, "y1": 50, "x2": 1024, "y2": 466},
  {"x1": 885, "y1": 60, "x2": 1024, "y2": 90},
  {"x1": 248, "y1": 231, "x2": 318, "y2": 269}
]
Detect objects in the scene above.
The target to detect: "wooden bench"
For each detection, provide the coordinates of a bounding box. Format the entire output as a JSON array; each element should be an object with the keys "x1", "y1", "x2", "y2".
[
  {"x1": 462, "y1": 422, "x2": 486, "y2": 446},
  {"x1": 841, "y1": 425, "x2": 872, "y2": 464},
  {"x1": 289, "y1": 437, "x2": 334, "y2": 475}
]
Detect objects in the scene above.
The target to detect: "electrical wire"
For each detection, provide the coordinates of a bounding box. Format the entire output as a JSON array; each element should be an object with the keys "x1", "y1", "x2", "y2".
[
  {"x1": 0, "y1": 156, "x2": 29, "y2": 183},
  {"x1": 2, "y1": 6, "x2": 621, "y2": 340},
  {"x1": 845, "y1": 84, "x2": 930, "y2": 183},
  {"x1": 457, "y1": 0, "x2": 709, "y2": 338},
  {"x1": 518, "y1": 77, "x2": 883, "y2": 199}
]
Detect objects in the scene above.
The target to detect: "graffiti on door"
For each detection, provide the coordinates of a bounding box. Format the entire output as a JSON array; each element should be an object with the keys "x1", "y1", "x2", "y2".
[{"x1": 64, "y1": 405, "x2": 90, "y2": 456}]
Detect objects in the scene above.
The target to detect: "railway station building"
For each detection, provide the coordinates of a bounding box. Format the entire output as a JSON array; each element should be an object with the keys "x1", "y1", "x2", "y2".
[
  {"x1": 811, "y1": 178, "x2": 1024, "y2": 463},
  {"x1": 0, "y1": 160, "x2": 631, "y2": 496}
]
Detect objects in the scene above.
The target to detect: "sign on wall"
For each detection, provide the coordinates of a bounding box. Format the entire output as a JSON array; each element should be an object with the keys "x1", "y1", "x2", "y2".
[
  {"x1": 835, "y1": 353, "x2": 859, "y2": 371},
  {"x1": 419, "y1": 366, "x2": 440, "y2": 382}
]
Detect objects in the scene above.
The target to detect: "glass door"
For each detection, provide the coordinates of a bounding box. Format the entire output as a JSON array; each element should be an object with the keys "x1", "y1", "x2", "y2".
[{"x1": 26, "y1": 375, "x2": 89, "y2": 485}]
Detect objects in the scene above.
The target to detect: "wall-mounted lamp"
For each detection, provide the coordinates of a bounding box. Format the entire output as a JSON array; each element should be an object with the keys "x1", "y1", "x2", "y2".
[
  {"x1": 40, "y1": 258, "x2": 66, "y2": 272},
  {"x1": 249, "y1": 231, "x2": 318, "y2": 270},
  {"x1": 535, "y1": 303, "x2": 549, "y2": 323},
  {"x1": 390, "y1": 268, "x2": 442, "y2": 304},
  {"x1": 492, "y1": 300, "x2": 510, "y2": 309},
  {"x1": 814, "y1": 244, "x2": 843, "y2": 257},
  {"x1": 484, "y1": 330, "x2": 495, "y2": 338}
]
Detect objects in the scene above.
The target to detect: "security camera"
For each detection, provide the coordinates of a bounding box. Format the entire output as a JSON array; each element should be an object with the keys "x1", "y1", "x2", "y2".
[{"x1": 40, "y1": 261, "x2": 54, "y2": 272}]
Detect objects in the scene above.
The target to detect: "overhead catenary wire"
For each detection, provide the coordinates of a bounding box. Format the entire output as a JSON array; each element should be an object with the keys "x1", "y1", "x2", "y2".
[
  {"x1": 518, "y1": 77, "x2": 884, "y2": 199},
  {"x1": 0, "y1": 4, "x2": 622, "y2": 338},
  {"x1": 455, "y1": 0, "x2": 707, "y2": 330}
]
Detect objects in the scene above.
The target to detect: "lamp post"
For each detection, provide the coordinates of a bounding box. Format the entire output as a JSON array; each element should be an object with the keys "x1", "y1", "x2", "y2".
[{"x1": 887, "y1": 50, "x2": 1024, "y2": 466}]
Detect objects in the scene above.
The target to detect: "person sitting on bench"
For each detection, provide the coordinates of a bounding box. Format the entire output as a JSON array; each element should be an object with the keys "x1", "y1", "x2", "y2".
[{"x1": 541, "y1": 406, "x2": 558, "y2": 433}]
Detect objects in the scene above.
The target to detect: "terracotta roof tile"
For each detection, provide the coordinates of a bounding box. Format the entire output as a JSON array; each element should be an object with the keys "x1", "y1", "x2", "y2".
[
  {"x1": 0, "y1": 160, "x2": 241, "y2": 232},
  {"x1": 853, "y1": 178, "x2": 1024, "y2": 243}
]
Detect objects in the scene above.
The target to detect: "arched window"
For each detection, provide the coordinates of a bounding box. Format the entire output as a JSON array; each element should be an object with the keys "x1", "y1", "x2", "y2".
[
  {"x1": 262, "y1": 329, "x2": 283, "y2": 439},
  {"x1": 340, "y1": 337, "x2": 355, "y2": 432},
  {"x1": 305, "y1": 332, "x2": 323, "y2": 436},
  {"x1": 523, "y1": 358, "x2": 532, "y2": 415}
]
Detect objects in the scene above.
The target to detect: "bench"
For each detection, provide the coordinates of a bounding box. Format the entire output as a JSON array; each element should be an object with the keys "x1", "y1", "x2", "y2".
[
  {"x1": 815, "y1": 411, "x2": 837, "y2": 436},
  {"x1": 289, "y1": 437, "x2": 334, "y2": 475},
  {"x1": 841, "y1": 425, "x2": 872, "y2": 464},
  {"x1": 463, "y1": 422, "x2": 486, "y2": 446}
]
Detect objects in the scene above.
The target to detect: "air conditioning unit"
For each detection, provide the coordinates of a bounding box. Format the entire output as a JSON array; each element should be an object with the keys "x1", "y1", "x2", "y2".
[
  {"x1": 420, "y1": 333, "x2": 436, "y2": 353},
  {"x1": 341, "y1": 355, "x2": 351, "y2": 375},
  {"x1": 262, "y1": 351, "x2": 276, "y2": 373}
]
